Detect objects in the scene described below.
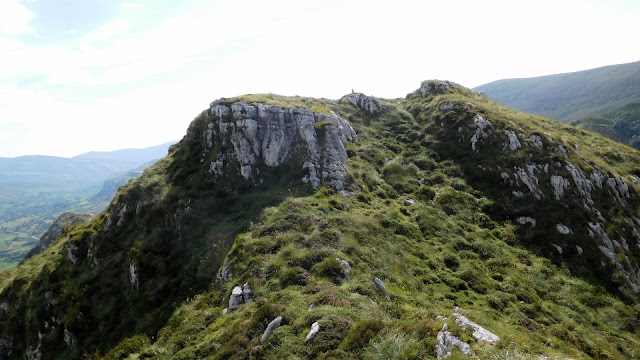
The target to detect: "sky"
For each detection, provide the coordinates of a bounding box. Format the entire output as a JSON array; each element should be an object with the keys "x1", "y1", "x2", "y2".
[{"x1": 1, "y1": 0, "x2": 639, "y2": 158}]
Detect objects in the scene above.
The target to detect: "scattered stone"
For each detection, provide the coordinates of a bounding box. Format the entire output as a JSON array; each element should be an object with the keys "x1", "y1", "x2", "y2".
[
  {"x1": 404, "y1": 198, "x2": 415, "y2": 205},
  {"x1": 66, "y1": 244, "x2": 77, "y2": 264},
  {"x1": 454, "y1": 313, "x2": 500, "y2": 343},
  {"x1": 374, "y1": 277, "x2": 391, "y2": 300},
  {"x1": 556, "y1": 224, "x2": 573, "y2": 235},
  {"x1": 566, "y1": 163, "x2": 595, "y2": 206},
  {"x1": 576, "y1": 245, "x2": 583, "y2": 255},
  {"x1": 308, "y1": 304, "x2": 316, "y2": 311},
  {"x1": 218, "y1": 258, "x2": 232, "y2": 282},
  {"x1": 416, "y1": 80, "x2": 459, "y2": 97},
  {"x1": 0, "y1": 337, "x2": 13, "y2": 359},
  {"x1": 63, "y1": 328, "x2": 75, "y2": 348},
  {"x1": 228, "y1": 286, "x2": 244, "y2": 310},
  {"x1": 530, "y1": 135, "x2": 543, "y2": 148},
  {"x1": 436, "y1": 324, "x2": 471, "y2": 359},
  {"x1": 242, "y1": 283, "x2": 254, "y2": 304},
  {"x1": 504, "y1": 130, "x2": 521, "y2": 151},
  {"x1": 607, "y1": 176, "x2": 630, "y2": 206},
  {"x1": 336, "y1": 258, "x2": 351, "y2": 278},
  {"x1": 439, "y1": 102, "x2": 454, "y2": 111},
  {"x1": 129, "y1": 262, "x2": 139, "y2": 290},
  {"x1": 344, "y1": 93, "x2": 381, "y2": 114},
  {"x1": 550, "y1": 176, "x2": 570, "y2": 200},
  {"x1": 305, "y1": 322, "x2": 320, "y2": 342},
  {"x1": 260, "y1": 316, "x2": 283, "y2": 343},
  {"x1": 470, "y1": 115, "x2": 491, "y2": 152},
  {"x1": 228, "y1": 283, "x2": 254, "y2": 310},
  {"x1": 340, "y1": 190, "x2": 355, "y2": 198},
  {"x1": 515, "y1": 216, "x2": 536, "y2": 227},
  {"x1": 551, "y1": 243, "x2": 563, "y2": 254},
  {"x1": 514, "y1": 166, "x2": 542, "y2": 199}
]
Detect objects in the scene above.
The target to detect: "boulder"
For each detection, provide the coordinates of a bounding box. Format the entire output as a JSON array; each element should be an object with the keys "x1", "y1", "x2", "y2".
[
  {"x1": 260, "y1": 316, "x2": 283, "y2": 343},
  {"x1": 374, "y1": 277, "x2": 391, "y2": 300},
  {"x1": 305, "y1": 322, "x2": 320, "y2": 342},
  {"x1": 436, "y1": 324, "x2": 471, "y2": 359}
]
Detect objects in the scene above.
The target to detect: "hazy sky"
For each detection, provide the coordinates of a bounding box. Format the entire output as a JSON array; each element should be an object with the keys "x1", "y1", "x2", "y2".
[{"x1": 1, "y1": 0, "x2": 639, "y2": 157}]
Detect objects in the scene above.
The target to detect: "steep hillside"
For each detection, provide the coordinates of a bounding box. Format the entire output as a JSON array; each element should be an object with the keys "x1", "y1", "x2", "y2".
[
  {"x1": 1, "y1": 82, "x2": 640, "y2": 359},
  {"x1": 572, "y1": 101, "x2": 640, "y2": 148},
  {"x1": 22, "y1": 212, "x2": 93, "y2": 260},
  {"x1": 0, "y1": 143, "x2": 174, "y2": 269},
  {"x1": 474, "y1": 61, "x2": 640, "y2": 149},
  {"x1": 474, "y1": 60, "x2": 640, "y2": 122}
]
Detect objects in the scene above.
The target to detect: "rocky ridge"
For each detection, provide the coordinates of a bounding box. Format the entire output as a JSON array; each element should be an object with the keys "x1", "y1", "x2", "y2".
[{"x1": 1, "y1": 81, "x2": 640, "y2": 359}]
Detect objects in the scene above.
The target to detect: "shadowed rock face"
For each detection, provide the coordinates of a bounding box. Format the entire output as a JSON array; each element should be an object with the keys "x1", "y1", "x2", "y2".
[
  {"x1": 207, "y1": 102, "x2": 357, "y2": 191},
  {"x1": 23, "y1": 212, "x2": 93, "y2": 260}
]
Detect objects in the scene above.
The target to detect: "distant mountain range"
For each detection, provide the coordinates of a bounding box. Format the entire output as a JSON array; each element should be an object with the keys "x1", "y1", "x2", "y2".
[
  {"x1": 0, "y1": 141, "x2": 177, "y2": 270},
  {"x1": 0, "y1": 142, "x2": 177, "y2": 189},
  {"x1": 475, "y1": 60, "x2": 640, "y2": 148}
]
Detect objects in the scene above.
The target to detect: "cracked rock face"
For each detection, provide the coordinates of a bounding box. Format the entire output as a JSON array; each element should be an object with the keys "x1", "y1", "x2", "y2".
[
  {"x1": 208, "y1": 102, "x2": 357, "y2": 191},
  {"x1": 344, "y1": 93, "x2": 381, "y2": 114}
]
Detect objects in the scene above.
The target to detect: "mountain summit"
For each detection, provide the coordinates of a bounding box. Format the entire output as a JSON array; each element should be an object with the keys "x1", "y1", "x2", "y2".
[{"x1": 1, "y1": 81, "x2": 639, "y2": 359}]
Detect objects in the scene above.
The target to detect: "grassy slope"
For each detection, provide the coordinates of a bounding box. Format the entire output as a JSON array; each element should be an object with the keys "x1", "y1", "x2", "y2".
[
  {"x1": 2, "y1": 84, "x2": 640, "y2": 359},
  {"x1": 475, "y1": 61, "x2": 640, "y2": 149},
  {"x1": 474, "y1": 60, "x2": 640, "y2": 123}
]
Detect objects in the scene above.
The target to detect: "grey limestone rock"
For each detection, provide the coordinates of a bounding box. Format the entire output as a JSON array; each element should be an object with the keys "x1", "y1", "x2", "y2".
[
  {"x1": 218, "y1": 258, "x2": 232, "y2": 282},
  {"x1": 242, "y1": 282, "x2": 253, "y2": 304},
  {"x1": 454, "y1": 313, "x2": 500, "y2": 343},
  {"x1": 336, "y1": 257, "x2": 351, "y2": 278},
  {"x1": 470, "y1": 115, "x2": 490, "y2": 152},
  {"x1": 63, "y1": 328, "x2": 75, "y2": 348},
  {"x1": 66, "y1": 244, "x2": 77, "y2": 264},
  {"x1": 374, "y1": 277, "x2": 391, "y2": 300},
  {"x1": 514, "y1": 166, "x2": 542, "y2": 200},
  {"x1": 607, "y1": 176, "x2": 630, "y2": 206},
  {"x1": 550, "y1": 175, "x2": 570, "y2": 200},
  {"x1": 0, "y1": 337, "x2": 13, "y2": 359},
  {"x1": 436, "y1": 324, "x2": 472, "y2": 359},
  {"x1": 515, "y1": 216, "x2": 536, "y2": 227},
  {"x1": 260, "y1": 316, "x2": 283, "y2": 343},
  {"x1": 228, "y1": 283, "x2": 254, "y2": 310},
  {"x1": 305, "y1": 321, "x2": 320, "y2": 342},
  {"x1": 504, "y1": 130, "x2": 521, "y2": 151},
  {"x1": 551, "y1": 243, "x2": 563, "y2": 254},
  {"x1": 530, "y1": 134, "x2": 543, "y2": 148},
  {"x1": 344, "y1": 93, "x2": 381, "y2": 114},
  {"x1": 208, "y1": 102, "x2": 357, "y2": 191},
  {"x1": 556, "y1": 224, "x2": 573, "y2": 235},
  {"x1": 129, "y1": 262, "x2": 139, "y2": 290},
  {"x1": 416, "y1": 80, "x2": 459, "y2": 97},
  {"x1": 228, "y1": 286, "x2": 244, "y2": 310}
]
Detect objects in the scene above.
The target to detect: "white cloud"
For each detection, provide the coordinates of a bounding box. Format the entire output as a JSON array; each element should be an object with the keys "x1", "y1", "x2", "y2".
[
  {"x1": 0, "y1": 0, "x2": 34, "y2": 35},
  {"x1": 81, "y1": 20, "x2": 131, "y2": 44},
  {"x1": 1, "y1": 0, "x2": 640, "y2": 157}
]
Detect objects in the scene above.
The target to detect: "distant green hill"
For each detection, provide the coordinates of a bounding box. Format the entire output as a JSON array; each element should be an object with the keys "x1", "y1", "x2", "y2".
[
  {"x1": 475, "y1": 61, "x2": 640, "y2": 148},
  {"x1": 0, "y1": 142, "x2": 176, "y2": 270}
]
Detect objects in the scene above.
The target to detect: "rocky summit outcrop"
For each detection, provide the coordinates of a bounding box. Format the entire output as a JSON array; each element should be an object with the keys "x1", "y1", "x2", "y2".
[
  {"x1": 207, "y1": 101, "x2": 357, "y2": 190},
  {"x1": 23, "y1": 212, "x2": 93, "y2": 260},
  {"x1": 342, "y1": 92, "x2": 381, "y2": 114}
]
